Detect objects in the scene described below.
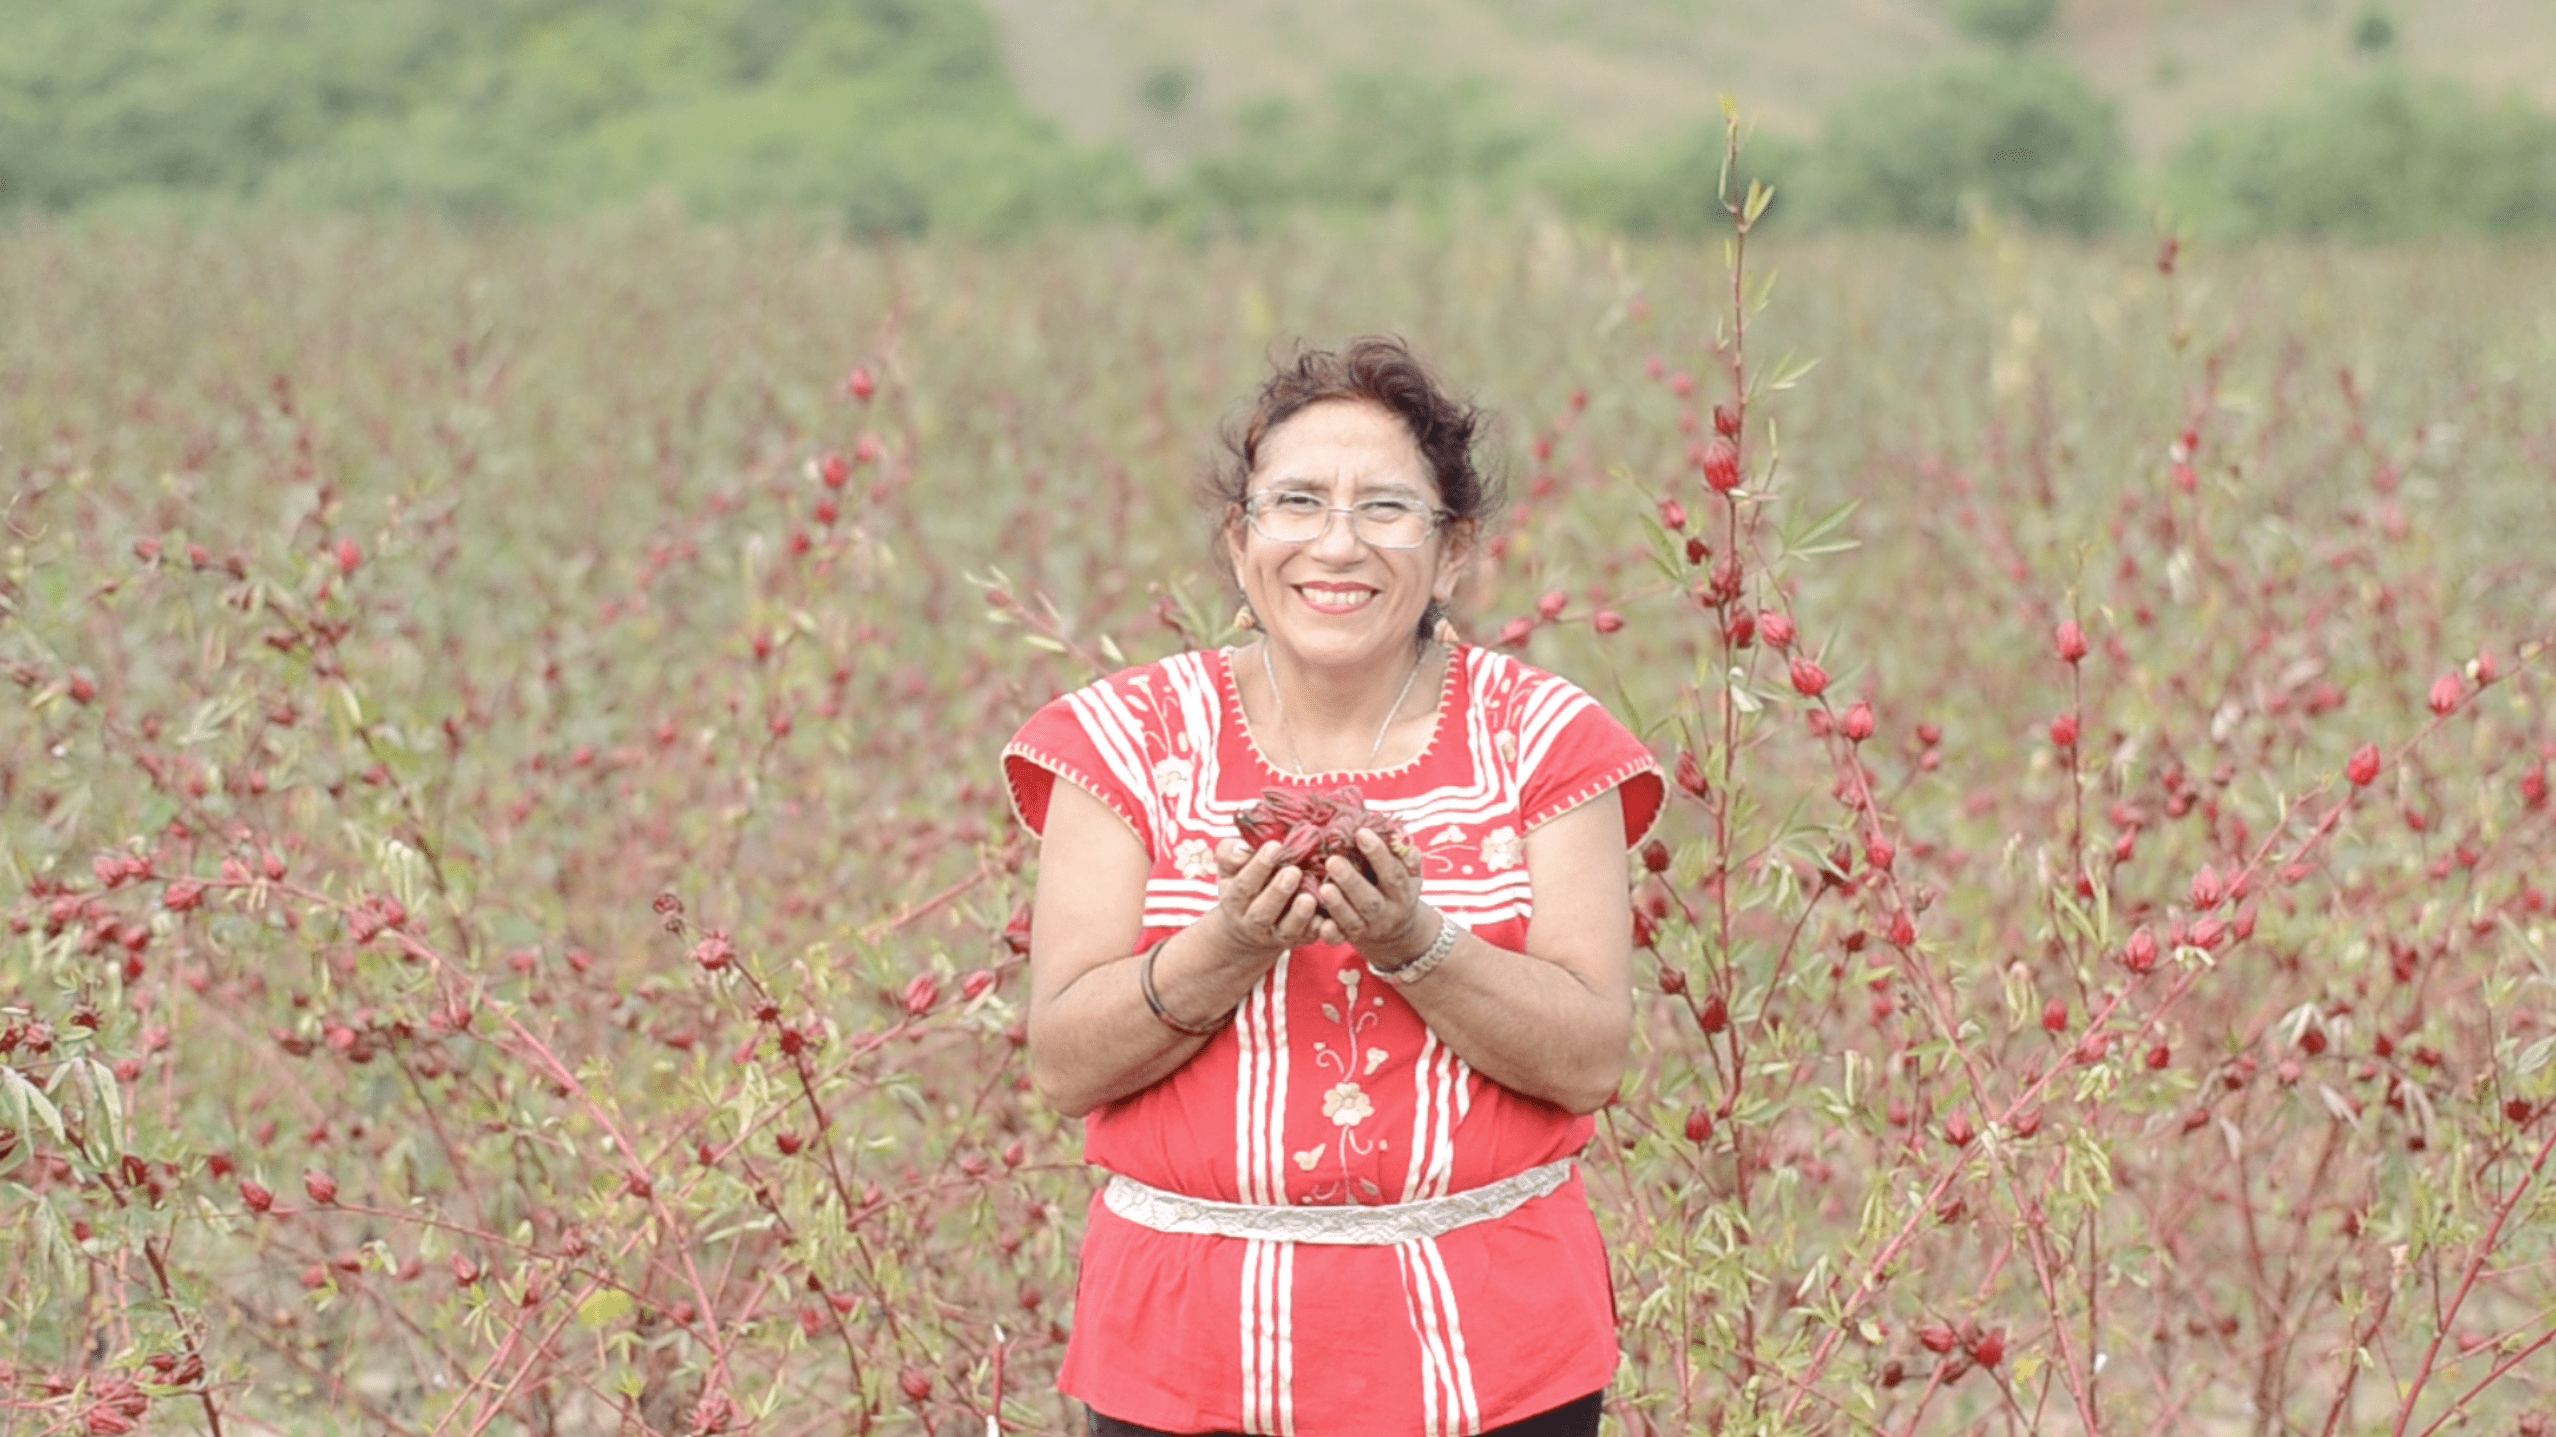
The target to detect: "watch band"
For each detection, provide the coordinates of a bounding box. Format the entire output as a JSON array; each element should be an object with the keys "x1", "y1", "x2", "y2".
[{"x1": 1375, "y1": 909, "x2": 1460, "y2": 986}]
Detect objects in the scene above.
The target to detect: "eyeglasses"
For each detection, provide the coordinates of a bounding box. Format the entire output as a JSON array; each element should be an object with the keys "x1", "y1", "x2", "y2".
[{"x1": 1244, "y1": 492, "x2": 1447, "y2": 550}]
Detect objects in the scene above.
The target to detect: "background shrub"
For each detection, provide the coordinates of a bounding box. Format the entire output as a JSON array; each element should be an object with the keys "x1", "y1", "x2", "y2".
[
  {"x1": 2167, "y1": 67, "x2": 2556, "y2": 239},
  {"x1": 1945, "y1": 0, "x2": 2060, "y2": 49},
  {"x1": 0, "y1": 0, "x2": 1138, "y2": 234},
  {"x1": 1548, "y1": 119, "x2": 1810, "y2": 236},
  {"x1": 1817, "y1": 56, "x2": 2127, "y2": 233},
  {"x1": 1174, "y1": 72, "x2": 1546, "y2": 229}
]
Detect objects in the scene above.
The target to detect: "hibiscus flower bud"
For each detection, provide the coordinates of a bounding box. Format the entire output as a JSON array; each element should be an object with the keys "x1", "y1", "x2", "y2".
[
  {"x1": 1700, "y1": 437, "x2": 1741, "y2": 493},
  {"x1": 1675, "y1": 750, "x2": 1710, "y2": 800},
  {"x1": 2122, "y1": 926, "x2": 2159, "y2": 974},
  {"x1": 2428, "y1": 674, "x2": 2462, "y2": 716},
  {"x1": 2347, "y1": 743, "x2": 2382, "y2": 787},
  {"x1": 1684, "y1": 1106, "x2": 1714, "y2": 1143},
  {"x1": 1788, "y1": 656, "x2": 1829, "y2": 697},
  {"x1": 2054, "y1": 619, "x2": 2088, "y2": 664},
  {"x1": 903, "y1": 974, "x2": 940, "y2": 1017},
  {"x1": 2190, "y1": 864, "x2": 2225, "y2": 911}
]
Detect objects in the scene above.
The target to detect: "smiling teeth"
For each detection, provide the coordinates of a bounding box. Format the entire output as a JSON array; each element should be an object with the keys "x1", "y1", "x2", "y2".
[{"x1": 1300, "y1": 587, "x2": 1374, "y2": 608}]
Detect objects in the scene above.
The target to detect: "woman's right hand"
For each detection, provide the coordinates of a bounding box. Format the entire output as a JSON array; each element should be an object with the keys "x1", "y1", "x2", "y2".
[{"x1": 1214, "y1": 840, "x2": 1325, "y2": 960}]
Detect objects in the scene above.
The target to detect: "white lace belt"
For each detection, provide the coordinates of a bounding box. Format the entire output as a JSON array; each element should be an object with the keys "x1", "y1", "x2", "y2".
[{"x1": 1100, "y1": 1160, "x2": 1574, "y2": 1246}]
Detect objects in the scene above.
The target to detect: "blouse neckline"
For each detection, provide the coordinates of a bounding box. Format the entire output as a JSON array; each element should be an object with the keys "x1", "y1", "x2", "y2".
[{"x1": 1213, "y1": 642, "x2": 1468, "y2": 785}]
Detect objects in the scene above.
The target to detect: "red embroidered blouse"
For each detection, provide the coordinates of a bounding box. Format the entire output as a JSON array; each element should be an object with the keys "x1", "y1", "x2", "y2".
[{"x1": 1003, "y1": 644, "x2": 1662, "y2": 1436}]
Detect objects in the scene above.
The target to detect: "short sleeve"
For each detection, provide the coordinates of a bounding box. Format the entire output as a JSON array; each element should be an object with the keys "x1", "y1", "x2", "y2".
[
  {"x1": 1517, "y1": 693, "x2": 1664, "y2": 850},
  {"x1": 1001, "y1": 684, "x2": 1157, "y2": 854}
]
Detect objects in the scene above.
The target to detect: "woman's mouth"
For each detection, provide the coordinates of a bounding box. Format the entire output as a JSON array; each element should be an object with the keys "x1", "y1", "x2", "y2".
[{"x1": 1294, "y1": 584, "x2": 1377, "y2": 615}]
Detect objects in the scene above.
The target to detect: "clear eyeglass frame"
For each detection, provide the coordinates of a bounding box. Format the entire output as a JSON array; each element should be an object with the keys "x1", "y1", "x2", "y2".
[{"x1": 1243, "y1": 493, "x2": 1449, "y2": 551}]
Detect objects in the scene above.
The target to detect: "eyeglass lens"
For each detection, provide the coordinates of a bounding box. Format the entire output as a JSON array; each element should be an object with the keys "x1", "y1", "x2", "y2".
[{"x1": 1251, "y1": 500, "x2": 1432, "y2": 548}]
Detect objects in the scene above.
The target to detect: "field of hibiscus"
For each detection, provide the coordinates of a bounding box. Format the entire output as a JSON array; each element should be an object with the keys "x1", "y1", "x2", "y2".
[{"x1": 6, "y1": 165, "x2": 2556, "y2": 1433}]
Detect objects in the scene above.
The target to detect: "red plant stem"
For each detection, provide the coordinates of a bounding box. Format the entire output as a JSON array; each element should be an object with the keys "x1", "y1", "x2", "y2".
[
  {"x1": 2316, "y1": 1258, "x2": 2397, "y2": 1437},
  {"x1": 863, "y1": 868, "x2": 989, "y2": 940},
  {"x1": 2412, "y1": 1325, "x2": 2556, "y2": 1437},
  {"x1": 2391, "y1": 1117, "x2": 2556, "y2": 1435},
  {"x1": 393, "y1": 932, "x2": 741, "y2": 1404},
  {"x1": 138, "y1": 1237, "x2": 224, "y2": 1437}
]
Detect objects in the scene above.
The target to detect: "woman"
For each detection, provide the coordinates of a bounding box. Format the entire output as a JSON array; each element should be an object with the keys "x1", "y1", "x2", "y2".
[{"x1": 1003, "y1": 337, "x2": 1662, "y2": 1437}]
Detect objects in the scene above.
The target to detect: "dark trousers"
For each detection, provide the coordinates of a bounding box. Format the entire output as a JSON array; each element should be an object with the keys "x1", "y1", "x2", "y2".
[{"x1": 1088, "y1": 1390, "x2": 1604, "y2": 1437}]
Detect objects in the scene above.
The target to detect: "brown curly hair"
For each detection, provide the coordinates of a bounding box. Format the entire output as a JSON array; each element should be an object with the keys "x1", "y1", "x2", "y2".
[{"x1": 1205, "y1": 336, "x2": 1505, "y2": 640}]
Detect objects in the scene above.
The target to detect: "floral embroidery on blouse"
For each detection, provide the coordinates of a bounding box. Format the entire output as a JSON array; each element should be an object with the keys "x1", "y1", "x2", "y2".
[
  {"x1": 1322, "y1": 1082, "x2": 1373, "y2": 1127},
  {"x1": 1303, "y1": 963, "x2": 1389, "y2": 1201},
  {"x1": 1480, "y1": 825, "x2": 1524, "y2": 872},
  {"x1": 1152, "y1": 756, "x2": 1195, "y2": 804},
  {"x1": 1173, "y1": 837, "x2": 1216, "y2": 881}
]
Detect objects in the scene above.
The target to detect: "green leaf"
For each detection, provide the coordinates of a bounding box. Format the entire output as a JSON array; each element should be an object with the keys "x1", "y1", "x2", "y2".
[
  {"x1": 1781, "y1": 498, "x2": 1863, "y2": 560},
  {"x1": 67, "y1": 1059, "x2": 126, "y2": 1154},
  {"x1": 376, "y1": 838, "x2": 432, "y2": 914},
  {"x1": 577, "y1": 1287, "x2": 634, "y2": 1329},
  {"x1": 2516, "y1": 1036, "x2": 2554, "y2": 1078},
  {"x1": 1766, "y1": 353, "x2": 1820, "y2": 392},
  {"x1": 177, "y1": 693, "x2": 250, "y2": 748},
  {"x1": 4, "y1": 1065, "x2": 65, "y2": 1143}
]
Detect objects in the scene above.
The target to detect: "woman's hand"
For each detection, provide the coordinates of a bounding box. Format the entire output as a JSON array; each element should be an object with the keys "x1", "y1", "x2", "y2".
[
  {"x1": 1214, "y1": 840, "x2": 1326, "y2": 958},
  {"x1": 1313, "y1": 828, "x2": 1435, "y2": 967}
]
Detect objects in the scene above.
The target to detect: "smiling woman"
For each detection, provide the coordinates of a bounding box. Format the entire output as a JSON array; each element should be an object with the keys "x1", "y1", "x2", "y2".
[{"x1": 1001, "y1": 338, "x2": 1664, "y2": 1436}]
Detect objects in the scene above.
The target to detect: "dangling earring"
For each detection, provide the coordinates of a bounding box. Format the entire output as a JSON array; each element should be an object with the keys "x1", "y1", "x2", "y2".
[
  {"x1": 1433, "y1": 616, "x2": 1461, "y2": 645},
  {"x1": 1233, "y1": 603, "x2": 1258, "y2": 632}
]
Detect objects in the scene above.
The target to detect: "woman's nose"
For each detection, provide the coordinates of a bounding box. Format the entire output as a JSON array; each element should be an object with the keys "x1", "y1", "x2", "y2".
[{"x1": 1307, "y1": 505, "x2": 1366, "y2": 559}]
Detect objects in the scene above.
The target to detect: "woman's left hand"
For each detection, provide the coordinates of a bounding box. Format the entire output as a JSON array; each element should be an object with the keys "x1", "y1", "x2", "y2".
[{"x1": 1314, "y1": 828, "x2": 1435, "y2": 966}]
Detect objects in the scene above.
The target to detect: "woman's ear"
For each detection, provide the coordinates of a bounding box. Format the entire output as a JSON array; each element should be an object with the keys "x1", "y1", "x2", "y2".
[
  {"x1": 1223, "y1": 505, "x2": 1248, "y2": 586},
  {"x1": 1433, "y1": 519, "x2": 1479, "y2": 602}
]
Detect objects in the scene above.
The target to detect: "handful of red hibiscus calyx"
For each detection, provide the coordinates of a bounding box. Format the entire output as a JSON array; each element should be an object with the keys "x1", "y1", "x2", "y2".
[{"x1": 1234, "y1": 786, "x2": 1420, "y2": 880}]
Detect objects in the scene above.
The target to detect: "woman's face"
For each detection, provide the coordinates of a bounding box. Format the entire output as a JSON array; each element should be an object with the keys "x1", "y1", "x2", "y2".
[{"x1": 1227, "y1": 400, "x2": 1470, "y2": 670}]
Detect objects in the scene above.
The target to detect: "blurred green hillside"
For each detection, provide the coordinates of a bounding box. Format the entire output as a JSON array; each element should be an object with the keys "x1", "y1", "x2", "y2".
[
  {"x1": 0, "y1": 0, "x2": 1139, "y2": 231},
  {"x1": 6, "y1": 0, "x2": 2554, "y2": 237},
  {"x1": 986, "y1": 0, "x2": 2556, "y2": 173}
]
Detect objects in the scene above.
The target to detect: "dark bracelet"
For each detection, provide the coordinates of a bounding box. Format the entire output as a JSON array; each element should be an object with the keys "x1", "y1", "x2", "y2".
[{"x1": 1140, "y1": 939, "x2": 1233, "y2": 1037}]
